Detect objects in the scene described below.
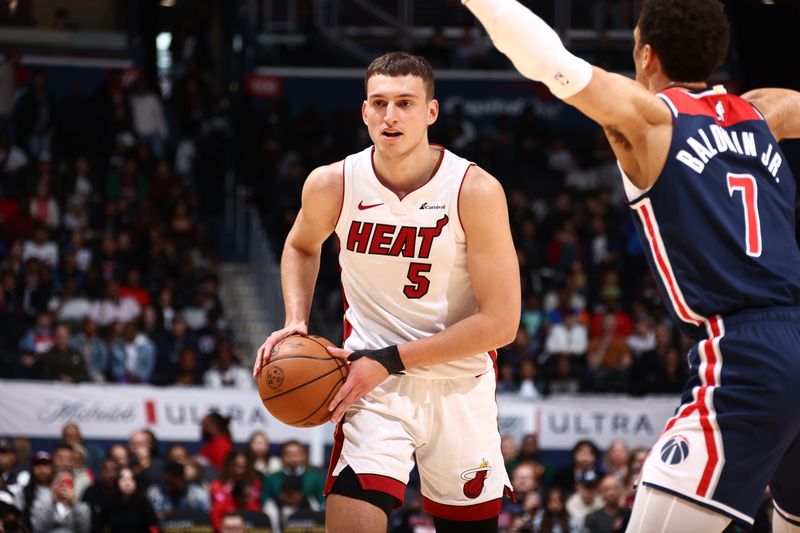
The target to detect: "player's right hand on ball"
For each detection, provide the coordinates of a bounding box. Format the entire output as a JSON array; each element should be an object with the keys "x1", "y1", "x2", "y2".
[{"x1": 253, "y1": 322, "x2": 308, "y2": 378}]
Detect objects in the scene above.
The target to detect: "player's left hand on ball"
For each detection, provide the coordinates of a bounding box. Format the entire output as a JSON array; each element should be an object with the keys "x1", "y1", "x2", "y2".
[{"x1": 326, "y1": 346, "x2": 389, "y2": 424}]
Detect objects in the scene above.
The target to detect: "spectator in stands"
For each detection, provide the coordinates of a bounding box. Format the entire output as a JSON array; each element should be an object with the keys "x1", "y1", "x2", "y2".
[
  {"x1": 198, "y1": 412, "x2": 233, "y2": 472},
  {"x1": 654, "y1": 346, "x2": 688, "y2": 394},
  {"x1": 496, "y1": 362, "x2": 519, "y2": 393},
  {"x1": 246, "y1": 431, "x2": 281, "y2": 477},
  {"x1": 107, "y1": 156, "x2": 148, "y2": 204},
  {"x1": 545, "y1": 354, "x2": 582, "y2": 395},
  {"x1": 15, "y1": 71, "x2": 54, "y2": 161},
  {"x1": 511, "y1": 432, "x2": 553, "y2": 488},
  {"x1": 29, "y1": 470, "x2": 90, "y2": 533},
  {"x1": 587, "y1": 314, "x2": 631, "y2": 393},
  {"x1": 100, "y1": 466, "x2": 159, "y2": 532},
  {"x1": 532, "y1": 486, "x2": 580, "y2": 533},
  {"x1": 29, "y1": 181, "x2": 59, "y2": 230},
  {"x1": 262, "y1": 475, "x2": 323, "y2": 533},
  {"x1": 0, "y1": 439, "x2": 22, "y2": 496},
  {"x1": 601, "y1": 439, "x2": 630, "y2": 482},
  {"x1": 0, "y1": 135, "x2": 28, "y2": 191},
  {"x1": 119, "y1": 268, "x2": 150, "y2": 309},
  {"x1": 209, "y1": 451, "x2": 262, "y2": 531},
  {"x1": 518, "y1": 358, "x2": 543, "y2": 399},
  {"x1": 70, "y1": 318, "x2": 109, "y2": 383},
  {"x1": 90, "y1": 280, "x2": 141, "y2": 327},
  {"x1": 552, "y1": 440, "x2": 600, "y2": 496},
  {"x1": 565, "y1": 469, "x2": 603, "y2": 527},
  {"x1": 19, "y1": 260, "x2": 52, "y2": 318},
  {"x1": 220, "y1": 511, "x2": 247, "y2": 533},
  {"x1": 623, "y1": 447, "x2": 647, "y2": 508},
  {"x1": 110, "y1": 320, "x2": 156, "y2": 383},
  {"x1": 16, "y1": 451, "x2": 53, "y2": 523},
  {"x1": 81, "y1": 457, "x2": 117, "y2": 533},
  {"x1": 16, "y1": 312, "x2": 54, "y2": 378},
  {"x1": 129, "y1": 429, "x2": 163, "y2": 491},
  {"x1": 583, "y1": 474, "x2": 626, "y2": 533},
  {"x1": 153, "y1": 315, "x2": 194, "y2": 385},
  {"x1": 172, "y1": 346, "x2": 202, "y2": 386},
  {"x1": 107, "y1": 444, "x2": 131, "y2": 469},
  {"x1": 34, "y1": 324, "x2": 89, "y2": 383},
  {"x1": 49, "y1": 276, "x2": 91, "y2": 328},
  {"x1": 544, "y1": 309, "x2": 588, "y2": 364},
  {"x1": 129, "y1": 78, "x2": 168, "y2": 159},
  {"x1": 261, "y1": 441, "x2": 324, "y2": 509},
  {"x1": 146, "y1": 460, "x2": 209, "y2": 518},
  {"x1": 0, "y1": 51, "x2": 18, "y2": 141},
  {"x1": 22, "y1": 227, "x2": 58, "y2": 268},
  {"x1": 204, "y1": 340, "x2": 252, "y2": 389},
  {"x1": 500, "y1": 435, "x2": 519, "y2": 475}
]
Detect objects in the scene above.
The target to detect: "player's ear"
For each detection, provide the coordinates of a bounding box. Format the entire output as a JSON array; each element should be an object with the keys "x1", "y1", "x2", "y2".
[
  {"x1": 426, "y1": 99, "x2": 439, "y2": 126},
  {"x1": 362, "y1": 100, "x2": 368, "y2": 124}
]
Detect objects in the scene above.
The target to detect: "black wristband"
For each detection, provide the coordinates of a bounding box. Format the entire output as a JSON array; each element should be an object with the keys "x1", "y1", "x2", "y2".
[{"x1": 347, "y1": 345, "x2": 405, "y2": 374}]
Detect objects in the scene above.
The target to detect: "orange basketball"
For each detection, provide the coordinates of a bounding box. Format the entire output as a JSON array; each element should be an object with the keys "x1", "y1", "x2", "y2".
[{"x1": 258, "y1": 334, "x2": 348, "y2": 427}]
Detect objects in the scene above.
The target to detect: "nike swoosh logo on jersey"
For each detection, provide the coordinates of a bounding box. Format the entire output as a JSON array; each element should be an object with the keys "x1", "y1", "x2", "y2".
[{"x1": 358, "y1": 201, "x2": 384, "y2": 210}]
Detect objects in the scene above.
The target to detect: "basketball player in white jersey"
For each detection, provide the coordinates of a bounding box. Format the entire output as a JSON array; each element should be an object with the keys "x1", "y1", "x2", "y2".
[
  {"x1": 464, "y1": 0, "x2": 800, "y2": 532},
  {"x1": 252, "y1": 52, "x2": 521, "y2": 533}
]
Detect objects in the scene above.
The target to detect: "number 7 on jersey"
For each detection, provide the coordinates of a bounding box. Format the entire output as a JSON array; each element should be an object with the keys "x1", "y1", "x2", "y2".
[{"x1": 727, "y1": 173, "x2": 762, "y2": 258}]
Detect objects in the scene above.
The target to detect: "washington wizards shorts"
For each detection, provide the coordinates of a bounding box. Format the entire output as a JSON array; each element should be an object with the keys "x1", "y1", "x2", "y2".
[
  {"x1": 640, "y1": 307, "x2": 800, "y2": 527},
  {"x1": 323, "y1": 371, "x2": 512, "y2": 521}
]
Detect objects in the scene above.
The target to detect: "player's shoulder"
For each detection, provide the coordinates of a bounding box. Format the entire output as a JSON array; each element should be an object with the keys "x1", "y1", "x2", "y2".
[
  {"x1": 460, "y1": 164, "x2": 506, "y2": 199},
  {"x1": 304, "y1": 160, "x2": 344, "y2": 194}
]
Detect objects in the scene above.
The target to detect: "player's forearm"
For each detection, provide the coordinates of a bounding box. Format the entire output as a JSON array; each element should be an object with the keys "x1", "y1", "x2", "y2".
[
  {"x1": 743, "y1": 88, "x2": 800, "y2": 141},
  {"x1": 397, "y1": 308, "x2": 519, "y2": 370},
  {"x1": 280, "y1": 243, "x2": 321, "y2": 326},
  {"x1": 463, "y1": 0, "x2": 591, "y2": 99}
]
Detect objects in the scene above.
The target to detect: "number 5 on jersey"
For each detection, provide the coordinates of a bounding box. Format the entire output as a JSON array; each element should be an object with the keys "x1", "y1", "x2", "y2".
[
  {"x1": 404, "y1": 262, "x2": 431, "y2": 299},
  {"x1": 727, "y1": 173, "x2": 762, "y2": 257}
]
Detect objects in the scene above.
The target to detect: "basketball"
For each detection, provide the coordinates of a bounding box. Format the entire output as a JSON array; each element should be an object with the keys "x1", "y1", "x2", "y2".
[{"x1": 258, "y1": 334, "x2": 348, "y2": 427}]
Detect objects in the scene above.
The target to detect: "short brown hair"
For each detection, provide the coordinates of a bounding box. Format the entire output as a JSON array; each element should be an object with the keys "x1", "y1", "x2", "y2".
[
  {"x1": 638, "y1": 0, "x2": 730, "y2": 82},
  {"x1": 365, "y1": 51, "x2": 435, "y2": 100}
]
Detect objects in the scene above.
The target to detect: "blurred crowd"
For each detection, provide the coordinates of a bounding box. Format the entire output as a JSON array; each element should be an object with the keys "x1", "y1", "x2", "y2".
[
  {"x1": 0, "y1": 50, "x2": 252, "y2": 388},
  {"x1": 0, "y1": 420, "x2": 772, "y2": 533},
  {"x1": 0, "y1": 416, "x2": 326, "y2": 533}
]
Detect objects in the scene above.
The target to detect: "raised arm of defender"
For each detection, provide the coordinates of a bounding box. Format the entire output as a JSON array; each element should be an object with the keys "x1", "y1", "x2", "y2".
[
  {"x1": 742, "y1": 88, "x2": 800, "y2": 141},
  {"x1": 463, "y1": 0, "x2": 672, "y2": 189}
]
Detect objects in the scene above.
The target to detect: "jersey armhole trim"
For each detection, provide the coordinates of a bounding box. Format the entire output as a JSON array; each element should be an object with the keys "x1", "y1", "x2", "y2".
[
  {"x1": 455, "y1": 163, "x2": 476, "y2": 237},
  {"x1": 619, "y1": 160, "x2": 652, "y2": 203},
  {"x1": 332, "y1": 160, "x2": 346, "y2": 231}
]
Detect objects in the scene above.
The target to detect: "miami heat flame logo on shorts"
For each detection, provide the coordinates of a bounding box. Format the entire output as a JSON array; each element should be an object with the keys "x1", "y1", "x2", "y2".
[{"x1": 461, "y1": 459, "x2": 492, "y2": 499}]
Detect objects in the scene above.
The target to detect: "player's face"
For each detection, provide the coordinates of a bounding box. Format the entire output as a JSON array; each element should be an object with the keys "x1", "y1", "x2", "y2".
[{"x1": 362, "y1": 74, "x2": 438, "y2": 155}]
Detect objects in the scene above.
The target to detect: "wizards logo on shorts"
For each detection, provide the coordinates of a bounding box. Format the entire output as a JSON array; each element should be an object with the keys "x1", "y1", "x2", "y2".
[
  {"x1": 461, "y1": 459, "x2": 492, "y2": 499},
  {"x1": 660, "y1": 435, "x2": 690, "y2": 465}
]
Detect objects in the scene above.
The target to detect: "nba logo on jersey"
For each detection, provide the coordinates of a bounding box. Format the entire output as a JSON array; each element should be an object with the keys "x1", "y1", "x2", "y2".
[{"x1": 660, "y1": 435, "x2": 690, "y2": 465}]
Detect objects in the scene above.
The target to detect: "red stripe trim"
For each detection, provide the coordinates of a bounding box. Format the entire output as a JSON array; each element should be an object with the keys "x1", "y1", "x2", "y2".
[
  {"x1": 661, "y1": 89, "x2": 763, "y2": 125},
  {"x1": 356, "y1": 474, "x2": 406, "y2": 507},
  {"x1": 663, "y1": 403, "x2": 698, "y2": 433},
  {"x1": 696, "y1": 340, "x2": 719, "y2": 497},
  {"x1": 324, "y1": 421, "x2": 346, "y2": 496},
  {"x1": 423, "y1": 497, "x2": 503, "y2": 521},
  {"x1": 370, "y1": 145, "x2": 445, "y2": 202},
  {"x1": 639, "y1": 203, "x2": 701, "y2": 325}
]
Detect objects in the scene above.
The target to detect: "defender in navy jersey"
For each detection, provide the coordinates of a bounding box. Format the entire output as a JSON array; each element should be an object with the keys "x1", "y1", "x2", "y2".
[{"x1": 466, "y1": 0, "x2": 800, "y2": 531}]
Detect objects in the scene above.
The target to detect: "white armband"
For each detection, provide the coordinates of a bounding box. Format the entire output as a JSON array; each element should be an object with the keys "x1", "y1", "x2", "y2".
[{"x1": 463, "y1": 0, "x2": 592, "y2": 100}]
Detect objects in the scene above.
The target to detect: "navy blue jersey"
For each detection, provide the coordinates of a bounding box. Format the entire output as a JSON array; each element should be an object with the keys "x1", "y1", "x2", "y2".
[{"x1": 627, "y1": 86, "x2": 800, "y2": 339}]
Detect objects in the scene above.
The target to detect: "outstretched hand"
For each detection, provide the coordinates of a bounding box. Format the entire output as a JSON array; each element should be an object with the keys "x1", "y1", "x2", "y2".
[
  {"x1": 326, "y1": 346, "x2": 389, "y2": 424},
  {"x1": 252, "y1": 322, "x2": 308, "y2": 379}
]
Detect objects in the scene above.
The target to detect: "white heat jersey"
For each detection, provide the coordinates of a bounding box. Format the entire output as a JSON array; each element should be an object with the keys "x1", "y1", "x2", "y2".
[{"x1": 334, "y1": 145, "x2": 495, "y2": 379}]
